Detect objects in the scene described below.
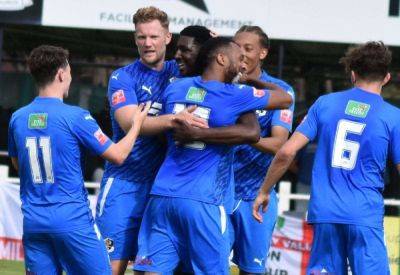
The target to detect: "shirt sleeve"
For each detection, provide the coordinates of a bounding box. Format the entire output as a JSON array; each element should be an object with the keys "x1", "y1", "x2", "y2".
[
  {"x1": 7, "y1": 115, "x2": 17, "y2": 157},
  {"x1": 390, "y1": 122, "x2": 400, "y2": 165},
  {"x1": 271, "y1": 88, "x2": 295, "y2": 132},
  {"x1": 108, "y1": 69, "x2": 138, "y2": 113},
  {"x1": 230, "y1": 84, "x2": 270, "y2": 114},
  {"x1": 295, "y1": 96, "x2": 323, "y2": 141},
  {"x1": 72, "y1": 110, "x2": 113, "y2": 155}
]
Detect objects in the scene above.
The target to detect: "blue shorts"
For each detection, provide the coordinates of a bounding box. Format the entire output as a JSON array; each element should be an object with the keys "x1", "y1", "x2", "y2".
[
  {"x1": 95, "y1": 177, "x2": 150, "y2": 261},
  {"x1": 134, "y1": 196, "x2": 230, "y2": 275},
  {"x1": 230, "y1": 190, "x2": 278, "y2": 273},
  {"x1": 308, "y1": 223, "x2": 389, "y2": 275},
  {"x1": 23, "y1": 224, "x2": 111, "y2": 275}
]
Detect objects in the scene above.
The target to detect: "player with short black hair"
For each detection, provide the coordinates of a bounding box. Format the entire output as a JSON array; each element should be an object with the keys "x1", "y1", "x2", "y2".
[
  {"x1": 254, "y1": 41, "x2": 398, "y2": 274},
  {"x1": 134, "y1": 37, "x2": 292, "y2": 274},
  {"x1": 175, "y1": 25, "x2": 213, "y2": 76}
]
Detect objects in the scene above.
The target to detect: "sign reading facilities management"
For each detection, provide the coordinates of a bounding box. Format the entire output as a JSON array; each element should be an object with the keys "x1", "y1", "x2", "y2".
[{"x1": 2, "y1": 0, "x2": 400, "y2": 46}]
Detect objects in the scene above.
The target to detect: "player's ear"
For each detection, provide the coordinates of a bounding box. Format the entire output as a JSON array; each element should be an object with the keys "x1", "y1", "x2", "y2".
[
  {"x1": 350, "y1": 71, "x2": 356, "y2": 84},
  {"x1": 133, "y1": 32, "x2": 139, "y2": 47},
  {"x1": 259, "y1": 48, "x2": 268, "y2": 61},
  {"x1": 216, "y1": 53, "x2": 225, "y2": 66},
  {"x1": 56, "y1": 68, "x2": 64, "y2": 82},
  {"x1": 382, "y1": 72, "x2": 391, "y2": 86},
  {"x1": 165, "y1": 31, "x2": 172, "y2": 45}
]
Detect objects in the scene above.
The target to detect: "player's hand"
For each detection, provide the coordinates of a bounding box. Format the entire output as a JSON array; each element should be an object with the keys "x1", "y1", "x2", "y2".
[
  {"x1": 171, "y1": 117, "x2": 200, "y2": 144},
  {"x1": 252, "y1": 192, "x2": 270, "y2": 223},
  {"x1": 175, "y1": 105, "x2": 209, "y2": 129},
  {"x1": 133, "y1": 101, "x2": 151, "y2": 128},
  {"x1": 210, "y1": 30, "x2": 218, "y2": 37}
]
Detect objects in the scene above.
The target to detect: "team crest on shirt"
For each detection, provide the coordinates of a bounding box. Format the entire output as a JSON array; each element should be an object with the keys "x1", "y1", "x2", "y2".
[
  {"x1": 256, "y1": 110, "x2": 267, "y2": 117},
  {"x1": 253, "y1": 88, "x2": 265, "y2": 98},
  {"x1": 28, "y1": 113, "x2": 48, "y2": 129},
  {"x1": 280, "y1": 109, "x2": 293, "y2": 124},
  {"x1": 94, "y1": 129, "x2": 108, "y2": 145},
  {"x1": 111, "y1": 89, "x2": 126, "y2": 106},
  {"x1": 186, "y1": 87, "x2": 207, "y2": 103},
  {"x1": 345, "y1": 100, "x2": 370, "y2": 118},
  {"x1": 104, "y1": 238, "x2": 115, "y2": 253}
]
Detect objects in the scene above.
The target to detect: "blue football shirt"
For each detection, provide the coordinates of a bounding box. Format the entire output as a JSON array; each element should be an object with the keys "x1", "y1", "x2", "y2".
[
  {"x1": 103, "y1": 60, "x2": 179, "y2": 184},
  {"x1": 234, "y1": 71, "x2": 295, "y2": 200},
  {"x1": 8, "y1": 97, "x2": 112, "y2": 233},
  {"x1": 151, "y1": 76, "x2": 271, "y2": 206},
  {"x1": 296, "y1": 87, "x2": 400, "y2": 228}
]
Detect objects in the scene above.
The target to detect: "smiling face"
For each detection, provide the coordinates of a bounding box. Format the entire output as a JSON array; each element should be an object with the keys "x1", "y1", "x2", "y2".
[
  {"x1": 174, "y1": 35, "x2": 201, "y2": 76},
  {"x1": 233, "y1": 31, "x2": 268, "y2": 76},
  {"x1": 135, "y1": 20, "x2": 172, "y2": 69}
]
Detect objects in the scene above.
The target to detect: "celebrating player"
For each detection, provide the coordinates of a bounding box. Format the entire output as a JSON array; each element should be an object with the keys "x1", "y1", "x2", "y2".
[
  {"x1": 95, "y1": 7, "x2": 180, "y2": 275},
  {"x1": 231, "y1": 26, "x2": 295, "y2": 274},
  {"x1": 253, "y1": 41, "x2": 399, "y2": 274},
  {"x1": 172, "y1": 26, "x2": 295, "y2": 274},
  {"x1": 7, "y1": 45, "x2": 150, "y2": 275},
  {"x1": 134, "y1": 37, "x2": 292, "y2": 274}
]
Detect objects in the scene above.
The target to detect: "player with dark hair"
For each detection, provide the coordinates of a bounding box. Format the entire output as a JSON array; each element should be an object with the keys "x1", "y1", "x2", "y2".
[
  {"x1": 172, "y1": 26, "x2": 295, "y2": 274},
  {"x1": 95, "y1": 7, "x2": 208, "y2": 275},
  {"x1": 175, "y1": 25, "x2": 214, "y2": 76},
  {"x1": 8, "y1": 45, "x2": 150, "y2": 275},
  {"x1": 230, "y1": 25, "x2": 295, "y2": 275},
  {"x1": 133, "y1": 37, "x2": 292, "y2": 274},
  {"x1": 254, "y1": 41, "x2": 398, "y2": 274}
]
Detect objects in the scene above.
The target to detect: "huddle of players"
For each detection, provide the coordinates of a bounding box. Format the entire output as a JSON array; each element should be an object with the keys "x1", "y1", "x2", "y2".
[
  {"x1": 94, "y1": 6, "x2": 294, "y2": 275},
  {"x1": 7, "y1": 5, "x2": 399, "y2": 275}
]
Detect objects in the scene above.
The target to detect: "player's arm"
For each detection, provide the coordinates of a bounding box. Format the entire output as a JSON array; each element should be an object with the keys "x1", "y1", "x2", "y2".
[
  {"x1": 252, "y1": 126, "x2": 289, "y2": 154},
  {"x1": 172, "y1": 112, "x2": 260, "y2": 145},
  {"x1": 253, "y1": 92, "x2": 294, "y2": 154},
  {"x1": 139, "y1": 106, "x2": 208, "y2": 136},
  {"x1": 115, "y1": 105, "x2": 174, "y2": 135},
  {"x1": 240, "y1": 76, "x2": 293, "y2": 110},
  {"x1": 7, "y1": 117, "x2": 18, "y2": 172},
  {"x1": 253, "y1": 132, "x2": 309, "y2": 222},
  {"x1": 253, "y1": 97, "x2": 319, "y2": 223},
  {"x1": 101, "y1": 103, "x2": 150, "y2": 164},
  {"x1": 11, "y1": 157, "x2": 18, "y2": 171}
]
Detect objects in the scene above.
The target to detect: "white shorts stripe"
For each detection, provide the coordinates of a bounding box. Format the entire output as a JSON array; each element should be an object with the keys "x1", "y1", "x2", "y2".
[
  {"x1": 98, "y1": 177, "x2": 114, "y2": 217},
  {"x1": 219, "y1": 205, "x2": 227, "y2": 234}
]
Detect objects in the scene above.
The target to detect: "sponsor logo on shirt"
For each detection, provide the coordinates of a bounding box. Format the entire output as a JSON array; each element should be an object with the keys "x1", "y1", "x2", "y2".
[
  {"x1": 253, "y1": 88, "x2": 265, "y2": 98},
  {"x1": 345, "y1": 100, "x2": 370, "y2": 118},
  {"x1": 28, "y1": 113, "x2": 47, "y2": 129},
  {"x1": 169, "y1": 76, "x2": 178, "y2": 83},
  {"x1": 94, "y1": 129, "x2": 108, "y2": 145},
  {"x1": 111, "y1": 73, "x2": 119, "y2": 80},
  {"x1": 142, "y1": 85, "x2": 152, "y2": 95},
  {"x1": 186, "y1": 87, "x2": 207, "y2": 103},
  {"x1": 104, "y1": 238, "x2": 115, "y2": 253},
  {"x1": 84, "y1": 114, "x2": 95, "y2": 121},
  {"x1": 253, "y1": 258, "x2": 263, "y2": 266},
  {"x1": 280, "y1": 109, "x2": 293, "y2": 124},
  {"x1": 256, "y1": 110, "x2": 267, "y2": 117},
  {"x1": 111, "y1": 89, "x2": 126, "y2": 106}
]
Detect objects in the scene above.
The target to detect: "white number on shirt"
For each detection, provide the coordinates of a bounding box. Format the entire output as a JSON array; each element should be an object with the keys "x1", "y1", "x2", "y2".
[
  {"x1": 26, "y1": 136, "x2": 54, "y2": 183},
  {"x1": 173, "y1": 103, "x2": 211, "y2": 150},
  {"x1": 331, "y1": 119, "x2": 365, "y2": 170}
]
